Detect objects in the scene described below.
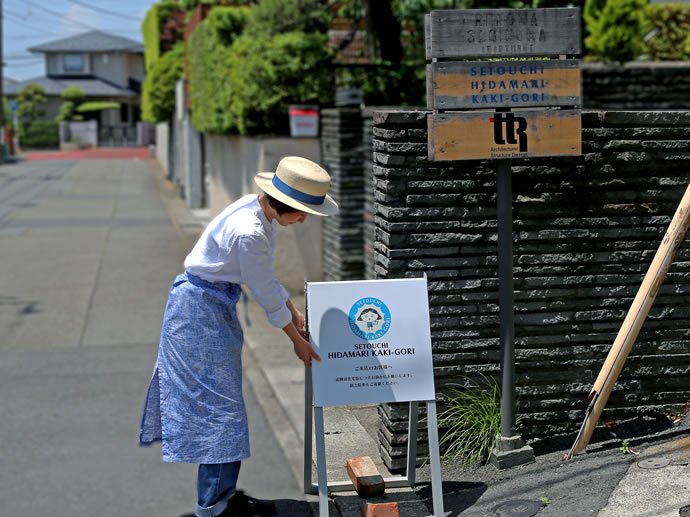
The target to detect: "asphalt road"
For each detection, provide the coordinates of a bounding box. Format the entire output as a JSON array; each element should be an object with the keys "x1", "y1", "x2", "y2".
[{"x1": 0, "y1": 157, "x2": 309, "y2": 516}]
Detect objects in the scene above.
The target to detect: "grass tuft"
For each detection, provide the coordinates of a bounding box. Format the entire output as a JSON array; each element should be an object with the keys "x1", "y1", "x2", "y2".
[{"x1": 437, "y1": 374, "x2": 521, "y2": 467}]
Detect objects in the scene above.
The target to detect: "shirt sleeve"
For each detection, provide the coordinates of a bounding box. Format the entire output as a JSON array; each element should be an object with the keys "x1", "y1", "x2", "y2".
[{"x1": 237, "y1": 232, "x2": 292, "y2": 328}]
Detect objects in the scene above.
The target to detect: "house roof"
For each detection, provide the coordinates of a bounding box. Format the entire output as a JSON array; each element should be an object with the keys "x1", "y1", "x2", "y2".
[
  {"x1": 4, "y1": 76, "x2": 138, "y2": 98},
  {"x1": 28, "y1": 30, "x2": 143, "y2": 54}
]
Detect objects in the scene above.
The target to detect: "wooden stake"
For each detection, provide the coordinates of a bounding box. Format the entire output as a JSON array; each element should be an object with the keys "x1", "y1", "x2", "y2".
[{"x1": 567, "y1": 183, "x2": 690, "y2": 459}]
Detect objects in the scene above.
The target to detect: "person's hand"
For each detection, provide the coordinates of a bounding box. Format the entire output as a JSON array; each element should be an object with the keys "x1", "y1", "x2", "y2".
[
  {"x1": 293, "y1": 335, "x2": 321, "y2": 368},
  {"x1": 292, "y1": 310, "x2": 307, "y2": 339}
]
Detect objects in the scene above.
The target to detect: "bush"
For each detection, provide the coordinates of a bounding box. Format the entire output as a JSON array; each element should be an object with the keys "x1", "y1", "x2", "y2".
[
  {"x1": 19, "y1": 121, "x2": 59, "y2": 149},
  {"x1": 189, "y1": 7, "x2": 250, "y2": 133},
  {"x1": 16, "y1": 84, "x2": 47, "y2": 121},
  {"x1": 227, "y1": 31, "x2": 334, "y2": 135},
  {"x1": 584, "y1": 0, "x2": 648, "y2": 63},
  {"x1": 644, "y1": 4, "x2": 690, "y2": 61},
  {"x1": 141, "y1": 41, "x2": 185, "y2": 123}
]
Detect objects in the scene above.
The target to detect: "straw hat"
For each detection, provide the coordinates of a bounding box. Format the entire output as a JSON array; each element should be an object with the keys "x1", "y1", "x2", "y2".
[{"x1": 254, "y1": 156, "x2": 339, "y2": 216}]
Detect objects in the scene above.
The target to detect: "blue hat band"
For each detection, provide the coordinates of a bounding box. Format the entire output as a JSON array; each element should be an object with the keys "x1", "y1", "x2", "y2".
[{"x1": 272, "y1": 174, "x2": 325, "y2": 205}]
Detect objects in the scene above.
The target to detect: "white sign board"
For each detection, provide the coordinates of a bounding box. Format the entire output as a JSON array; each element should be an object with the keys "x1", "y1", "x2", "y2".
[{"x1": 307, "y1": 278, "x2": 436, "y2": 407}]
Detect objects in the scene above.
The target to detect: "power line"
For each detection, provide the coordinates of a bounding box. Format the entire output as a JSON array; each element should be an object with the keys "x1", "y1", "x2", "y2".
[
  {"x1": 3, "y1": 3, "x2": 141, "y2": 38},
  {"x1": 3, "y1": 54, "x2": 44, "y2": 60},
  {"x1": 66, "y1": 0, "x2": 142, "y2": 22},
  {"x1": 21, "y1": 0, "x2": 120, "y2": 32}
]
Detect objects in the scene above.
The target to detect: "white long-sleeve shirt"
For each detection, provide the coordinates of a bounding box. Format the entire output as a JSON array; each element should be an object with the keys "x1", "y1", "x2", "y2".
[{"x1": 184, "y1": 194, "x2": 291, "y2": 328}]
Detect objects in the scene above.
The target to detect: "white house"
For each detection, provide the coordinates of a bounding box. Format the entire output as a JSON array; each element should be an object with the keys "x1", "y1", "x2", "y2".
[{"x1": 5, "y1": 30, "x2": 145, "y2": 133}]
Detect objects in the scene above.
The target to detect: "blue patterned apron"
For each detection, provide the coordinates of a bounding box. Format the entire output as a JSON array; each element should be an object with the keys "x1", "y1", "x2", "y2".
[{"x1": 139, "y1": 272, "x2": 249, "y2": 464}]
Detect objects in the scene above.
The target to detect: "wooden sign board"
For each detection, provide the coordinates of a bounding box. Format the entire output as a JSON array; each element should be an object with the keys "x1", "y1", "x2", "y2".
[
  {"x1": 427, "y1": 59, "x2": 580, "y2": 110},
  {"x1": 426, "y1": 8, "x2": 581, "y2": 59},
  {"x1": 428, "y1": 109, "x2": 581, "y2": 161}
]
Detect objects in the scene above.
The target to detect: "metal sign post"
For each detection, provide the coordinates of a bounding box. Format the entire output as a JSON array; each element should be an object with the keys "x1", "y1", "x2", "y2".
[
  {"x1": 425, "y1": 7, "x2": 582, "y2": 469},
  {"x1": 303, "y1": 278, "x2": 444, "y2": 516}
]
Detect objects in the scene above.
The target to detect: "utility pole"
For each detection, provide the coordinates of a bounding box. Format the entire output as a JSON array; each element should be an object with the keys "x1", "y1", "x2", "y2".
[{"x1": 0, "y1": 0, "x2": 4, "y2": 165}]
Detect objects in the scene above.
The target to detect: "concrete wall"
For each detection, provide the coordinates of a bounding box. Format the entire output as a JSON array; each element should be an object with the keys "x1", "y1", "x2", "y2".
[
  {"x1": 59, "y1": 120, "x2": 98, "y2": 147},
  {"x1": 370, "y1": 109, "x2": 690, "y2": 470},
  {"x1": 205, "y1": 133, "x2": 323, "y2": 293},
  {"x1": 155, "y1": 122, "x2": 170, "y2": 173}
]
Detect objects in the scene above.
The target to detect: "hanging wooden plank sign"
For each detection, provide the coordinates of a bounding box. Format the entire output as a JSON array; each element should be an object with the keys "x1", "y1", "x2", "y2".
[
  {"x1": 426, "y1": 8, "x2": 581, "y2": 59},
  {"x1": 427, "y1": 59, "x2": 580, "y2": 110},
  {"x1": 428, "y1": 109, "x2": 581, "y2": 161}
]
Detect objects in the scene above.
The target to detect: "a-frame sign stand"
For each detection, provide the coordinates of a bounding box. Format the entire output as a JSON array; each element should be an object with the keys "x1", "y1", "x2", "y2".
[{"x1": 303, "y1": 278, "x2": 444, "y2": 516}]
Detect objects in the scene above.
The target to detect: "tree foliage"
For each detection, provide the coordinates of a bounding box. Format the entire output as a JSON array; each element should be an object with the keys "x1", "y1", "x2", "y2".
[
  {"x1": 188, "y1": 7, "x2": 249, "y2": 133},
  {"x1": 56, "y1": 87, "x2": 86, "y2": 122},
  {"x1": 77, "y1": 102, "x2": 121, "y2": 113},
  {"x1": 584, "y1": 0, "x2": 647, "y2": 63},
  {"x1": 188, "y1": 0, "x2": 334, "y2": 135},
  {"x1": 16, "y1": 84, "x2": 47, "y2": 121},
  {"x1": 141, "y1": 41, "x2": 185, "y2": 123},
  {"x1": 644, "y1": 4, "x2": 690, "y2": 61}
]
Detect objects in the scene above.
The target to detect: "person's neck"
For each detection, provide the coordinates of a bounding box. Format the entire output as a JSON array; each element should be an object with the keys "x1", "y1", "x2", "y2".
[{"x1": 258, "y1": 193, "x2": 275, "y2": 223}]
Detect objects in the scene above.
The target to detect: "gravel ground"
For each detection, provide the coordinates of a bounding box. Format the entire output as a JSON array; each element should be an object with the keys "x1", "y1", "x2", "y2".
[{"x1": 414, "y1": 410, "x2": 690, "y2": 516}]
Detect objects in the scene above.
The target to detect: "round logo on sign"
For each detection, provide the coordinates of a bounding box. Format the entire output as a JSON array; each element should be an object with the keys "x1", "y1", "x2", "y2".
[{"x1": 348, "y1": 297, "x2": 391, "y2": 340}]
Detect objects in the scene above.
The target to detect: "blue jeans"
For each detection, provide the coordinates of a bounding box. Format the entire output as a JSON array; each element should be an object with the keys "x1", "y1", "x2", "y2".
[{"x1": 196, "y1": 461, "x2": 241, "y2": 517}]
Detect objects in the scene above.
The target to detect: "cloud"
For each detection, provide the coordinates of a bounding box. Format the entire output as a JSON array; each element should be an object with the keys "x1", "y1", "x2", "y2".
[{"x1": 58, "y1": 5, "x2": 102, "y2": 36}]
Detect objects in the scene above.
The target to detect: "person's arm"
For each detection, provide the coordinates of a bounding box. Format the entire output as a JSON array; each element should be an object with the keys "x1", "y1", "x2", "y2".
[
  {"x1": 286, "y1": 298, "x2": 307, "y2": 338},
  {"x1": 282, "y1": 320, "x2": 321, "y2": 367}
]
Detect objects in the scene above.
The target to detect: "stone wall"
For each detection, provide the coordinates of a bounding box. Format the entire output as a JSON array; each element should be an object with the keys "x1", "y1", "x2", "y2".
[
  {"x1": 582, "y1": 62, "x2": 690, "y2": 110},
  {"x1": 320, "y1": 108, "x2": 365, "y2": 281},
  {"x1": 371, "y1": 109, "x2": 690, "y2": 470}
]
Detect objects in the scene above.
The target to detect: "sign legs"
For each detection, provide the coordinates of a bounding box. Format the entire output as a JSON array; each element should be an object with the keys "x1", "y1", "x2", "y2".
[
  {"x1": 314, "y1": 405, "x2": 329, "y2": 517},
  {"x1": 304, "y1": 395, "x2": 445, "y2": 515}
]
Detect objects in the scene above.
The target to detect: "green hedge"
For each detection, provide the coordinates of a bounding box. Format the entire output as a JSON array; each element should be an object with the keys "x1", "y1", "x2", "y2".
[
  {"x1": 227, "y1": 31, "x2": 334, "y2": 135},
  {"x1": 189, "y1": 7, "x2": 249, "y2": 133},
  {"x1": 141, "y1": 1, "x2": 179, "y2": 71},
  {"x1": 141, "y1": 41, "x2": 185, "y2": 123},
  {"x1": 19, "y1": 121, "x2": 59, "y2": 149},
  {"x1": 645, "y1": 4, "x2": 690, "y2": 61},
  {"x1": 187, "y1": 0, "x2": 334, "y2": 135}
]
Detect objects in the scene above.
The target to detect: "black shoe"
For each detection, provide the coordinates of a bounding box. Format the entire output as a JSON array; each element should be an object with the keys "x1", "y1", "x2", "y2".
[{"x1": 220, "y1": 490, "x2": 276, "y2": 516}]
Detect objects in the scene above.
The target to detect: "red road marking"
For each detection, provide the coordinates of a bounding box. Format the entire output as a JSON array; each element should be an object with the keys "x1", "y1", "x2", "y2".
[{"x1": 24, "y1": 148, "x2": 150, "y2": 161}]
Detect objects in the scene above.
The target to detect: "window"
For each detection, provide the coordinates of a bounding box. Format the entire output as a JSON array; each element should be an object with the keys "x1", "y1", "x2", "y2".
[{"x1": 63, "y1": 54, "x2": 85, "y2": 73}]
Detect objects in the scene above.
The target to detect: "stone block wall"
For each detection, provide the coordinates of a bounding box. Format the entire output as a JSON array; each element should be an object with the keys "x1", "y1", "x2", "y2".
[
  {"x1": 582, "y1": 62, "x2": 690, "y2": 110},
  {"x1": 371, "y1": 109, "x2": 690, "y2": 470},
  {"x1": 320, "y1": 108, "x2": 366, "y2": 281}
]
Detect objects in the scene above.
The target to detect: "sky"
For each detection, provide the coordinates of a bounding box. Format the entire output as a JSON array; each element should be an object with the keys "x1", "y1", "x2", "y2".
[{"x1": 2, "y1": 0, "x2": 153, "y2": 82}]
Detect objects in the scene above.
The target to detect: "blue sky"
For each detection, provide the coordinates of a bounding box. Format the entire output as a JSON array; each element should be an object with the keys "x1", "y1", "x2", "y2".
[{"x1": 3, "y1": 0, "x2": 151, "y2": 81}]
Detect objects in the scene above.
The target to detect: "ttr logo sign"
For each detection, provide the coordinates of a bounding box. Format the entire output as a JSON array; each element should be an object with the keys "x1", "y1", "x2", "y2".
[{"x1": 491, "y1": 112, "x2": 528, "y2": 152}]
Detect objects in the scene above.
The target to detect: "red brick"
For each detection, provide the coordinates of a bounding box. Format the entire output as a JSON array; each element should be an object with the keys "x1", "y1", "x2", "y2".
[
  {"x1": 346, "y1": 456, "x2": 385, "y2": 498},
  {"x1": 361, "y1": 502, "x2": 399, "y2": 517}
]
